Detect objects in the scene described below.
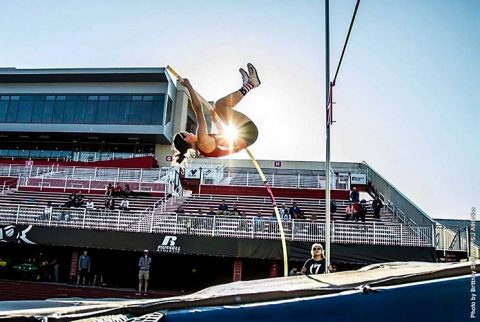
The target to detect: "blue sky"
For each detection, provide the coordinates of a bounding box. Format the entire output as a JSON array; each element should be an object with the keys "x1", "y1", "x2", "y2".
[{"x1": 0, "y1": 0, "x2": 478, "y2": 219}]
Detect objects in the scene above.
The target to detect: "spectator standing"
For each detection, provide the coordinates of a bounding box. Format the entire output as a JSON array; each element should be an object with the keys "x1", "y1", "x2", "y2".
[
  {"x1": 350, "y1": 187, "x2": 360, "y2": 203},
  {"x1": 301, "y1": 243, "x2": 332, "y2": 275},
  {"x1": 49, "y1": 257, "x2": 60, "y2": 282},
  {"x1": 124, "y1": 184, "x2": 133, "y2": 197},
  {"x1": 105, "y1": 183, "x2": 113, "y2": 197},
  {"x1": 113, "y1": 184, "x2": 123, "y2": 197},
  {"x1": 372, "y1": 196, "x2": 383, "y2": 219},
  {"x1": 119, "y1": 198, "x2": 130, "y2": 211},
  {"x1": 330, "y1": 199, "x2": 337, "y2": 215},
  {"x1": 77, "y1": 250, "x2": 91, "y2": 285},
  {"x1": 138, "y1": 250, "x2": 152, "y2": 295},
  {"x1": 217, "y1": 200, "x2": 229, "y2": 215}
]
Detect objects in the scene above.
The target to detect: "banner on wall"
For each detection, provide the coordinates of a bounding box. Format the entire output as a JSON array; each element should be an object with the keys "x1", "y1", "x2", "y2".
[
  {"x1": 350, "y1": 174, "x2": 367, "y2": 185},
  {"x1": 184, "y1": 168, "x2": 201, "y2": 179}
]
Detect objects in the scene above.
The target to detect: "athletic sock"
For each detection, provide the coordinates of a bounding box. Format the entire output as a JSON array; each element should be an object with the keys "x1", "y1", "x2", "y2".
[{"x1": 240, "y1": 82, "x2": 255, "y2": 96}]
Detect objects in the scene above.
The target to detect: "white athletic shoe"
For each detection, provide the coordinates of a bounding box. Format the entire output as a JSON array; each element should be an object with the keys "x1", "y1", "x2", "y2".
[
  {"x1": 239, "y1": 68, "x2": 249, "y2": 86},
  {"x1": 247, "y1": 63, "x2": 261, "y2": 87}
]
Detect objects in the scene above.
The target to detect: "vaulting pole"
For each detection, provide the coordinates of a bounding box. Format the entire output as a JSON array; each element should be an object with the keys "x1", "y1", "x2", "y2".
[{"x1": 245, "y1": 148, "x2": 288, "y2": 277}]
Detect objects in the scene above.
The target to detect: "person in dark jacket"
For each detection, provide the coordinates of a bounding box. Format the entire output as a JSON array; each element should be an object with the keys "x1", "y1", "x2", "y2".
[
  {"x1": 372, "y1": 196, "x2": 384, "y2": 218},
  {"x1": 77, "y1": 250, "x2": 91, "y2": 285},
  {"x1": 138, "y1": 250, "x2": 152, "y2": 295},
  {"x1": 350, "y1": 187, "x2": 360, "y2": 203},
  {"x1": 330, "y1": 199, "x2": 337, "y2": 215}
]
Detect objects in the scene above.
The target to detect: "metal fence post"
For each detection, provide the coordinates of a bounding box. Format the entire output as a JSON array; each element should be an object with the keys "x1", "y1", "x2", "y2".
[
  {"x1": 174, "y1": 214, "x2": 178, "y2": 234},
  {"x1": 88, "y1": 177, "x2": 92, "y2": 193},
  {"x1": 82, "y1": 209, "x2": 87, "y2": 229},
  {"x1": 291, "y1": 219, "x2": 295, "y2": 240},
  {"x1": 212, "y1": 215, "x2": 216, "y2": 237},
  {"x1": 48, "y1": 208, "x2": 53, "y2": 226},
  {"x1": 64, "y1": 175, "x2": 68, "y2": 192},
  {"x1": 400, "y1": 224, "x2": 403, "y2": 246},
  {"x1": 416, "y1": 227, "x2": 420, "y2": 246},
  {"x1": 8, "y1": 164, "x2": 11, "y2": 177},
  {"x1": 16, "y1": 205, "x2": 20, "y2": 224},
  {"x1": 117, "y1": 210, "x2": 121, "y2": 230},
  {"x1": 251, "y1": 217, "x2": 255, "y2": 238},
  {"x1": 431, "y1": 225, "x2": 435, "y2": 247},
  {"x1": 149, "y1": 210, "x2": 154, "y2": 233},
  {"x1": 16, "y1": 174, "x2": 21, "y2": 190},
  {"x1": 373, "y1": 222, "x2": 376, "y2": 245},
  {"x1": 442, "y1": 226, "x2": 446, "y2": 257},
  {"x1": 331, "y1": 221, "x2": 335, "y2": 243}
]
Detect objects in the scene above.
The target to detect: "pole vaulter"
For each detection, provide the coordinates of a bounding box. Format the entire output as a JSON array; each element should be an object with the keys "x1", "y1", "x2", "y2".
[{"x1": 166, "y1": 64, "x2": 289, "y2": 277}]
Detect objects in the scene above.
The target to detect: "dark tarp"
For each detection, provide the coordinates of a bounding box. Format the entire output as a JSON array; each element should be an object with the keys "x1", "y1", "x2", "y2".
[{"x1": 2, "y1": 224, "x2": 435, "y2": 264}]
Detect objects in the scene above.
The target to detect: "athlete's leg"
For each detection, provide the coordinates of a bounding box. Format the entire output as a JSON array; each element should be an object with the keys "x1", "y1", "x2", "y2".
[{"x1": 214, "y1": 63, "x2": 260, "y2": 123}]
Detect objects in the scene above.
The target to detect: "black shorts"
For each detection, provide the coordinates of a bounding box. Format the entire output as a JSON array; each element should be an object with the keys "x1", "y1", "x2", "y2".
[
  {"x1": 237, "y1": 120, "x2": 258, "y2": 147},
  {"x1": 79, "y1": 268, "x2": 89, "y2": 278}
]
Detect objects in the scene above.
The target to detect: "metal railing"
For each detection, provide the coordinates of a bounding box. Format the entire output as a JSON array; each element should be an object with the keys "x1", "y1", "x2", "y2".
[
  {"x1": 436, "y1": 224, "x2": 469, "y2": 252},
  {"x1": 0, "y1": 150, "x2": 153, "y2": 162},
  {"x1": 362, "y1": 161, "x2": 435, "y2": 226},
  {"x1": 0, "y1": 206, "x2": 434, "y2": 247},
  {"x1": 0, "y1": 164, "x2": 174, "y2": 182},
  {"x1": 72, "y1": 152, "x2": 154, "y2": 162},
  {"x1": 219, "y1": 172, "x2": 332, "y2": 189},
  {"x1": 0, "y1": 205, "x2": 143, "y2": 231},
  {"x1": 1, "y1": 178, "x2": 17, "y2": 194},
  {"x1": 0, "y1": 164, "x2": 176, "y2": 193}
]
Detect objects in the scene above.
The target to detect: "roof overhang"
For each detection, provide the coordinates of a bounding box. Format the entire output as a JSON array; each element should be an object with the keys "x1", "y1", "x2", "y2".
[{"x1": 0, "y1": 67, "x2": 168, "y2": 83}]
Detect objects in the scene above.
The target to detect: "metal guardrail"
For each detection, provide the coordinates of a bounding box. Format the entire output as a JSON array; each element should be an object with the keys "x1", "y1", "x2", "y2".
[
  {"x1": 436, "y1": 224, "x2": 469, "y2": 252},
  {"x1": 220, "y1": 172, "x2": 331, "y2": 189},
  {"x1": 1, "y1": 178, "x2": 17, "y2": 194},
  {"x1": 0, "y1": 206, "x2": 434, "y2": 247},
  {"x1": 0, "y1": 150, "x2": 153, "y2": 162},
  {"x1": 0, "y1": 164, "x2": 174, "y2": 182},
  {"x1": 0, "y1": 164, "x2": 176, "y2": 193}
]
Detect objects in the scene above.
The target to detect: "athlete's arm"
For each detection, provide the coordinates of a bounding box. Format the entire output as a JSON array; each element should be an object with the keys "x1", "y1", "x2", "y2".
[{"x1": 181, "y1": 79, "x2": 215, "y2": 153}]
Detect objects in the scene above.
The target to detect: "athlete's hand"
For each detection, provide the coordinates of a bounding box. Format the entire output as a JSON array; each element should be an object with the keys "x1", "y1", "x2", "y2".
[{"x1": 181, "y1": 78, "x2": 191, "y2": 87}]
